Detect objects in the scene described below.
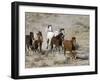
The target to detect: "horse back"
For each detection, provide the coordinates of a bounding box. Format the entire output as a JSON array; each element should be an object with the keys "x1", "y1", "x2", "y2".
[{"x1": 63, "y1": 40, "x2": 73, "y2": 50}]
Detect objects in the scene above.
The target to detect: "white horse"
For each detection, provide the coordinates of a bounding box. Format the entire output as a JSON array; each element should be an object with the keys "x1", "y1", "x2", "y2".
[{"x1": 46, "y1": 25, "x2": 62, "y2": 49}]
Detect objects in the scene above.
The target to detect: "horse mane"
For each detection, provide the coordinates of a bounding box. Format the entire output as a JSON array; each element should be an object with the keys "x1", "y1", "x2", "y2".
[
  {"x1": 71, "y1": 37, "x2": 76, "y2": 50},
  {"x1": 55, "y1": 32, "x2": 63, "y2": 39},
  {"x1": 30, "y1": 32, "x2": 34, "y2": 40},
  {"x1": 37, "y1": 31, "x2": 42, "y2": 36}
]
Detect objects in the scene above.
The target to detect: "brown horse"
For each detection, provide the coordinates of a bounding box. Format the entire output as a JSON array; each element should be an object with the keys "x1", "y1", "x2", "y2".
[
  {"x1": 25, "y1": 32, "x2": 34, "y2": 51},
  {"x1": 63, "y1": 37, "x2": 77, "y2": 60},
  {"x1": 50, "y1": 32, "x2": 64, "y2": 52},
  {"x1": 33, "y1": 31, "x2": 43, "y2": 52}
]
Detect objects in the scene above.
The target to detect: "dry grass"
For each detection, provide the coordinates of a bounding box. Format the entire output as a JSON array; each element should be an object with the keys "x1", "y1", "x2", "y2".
[{"x1": 25, "y1": 12, "x2": 89, "y2": 68}]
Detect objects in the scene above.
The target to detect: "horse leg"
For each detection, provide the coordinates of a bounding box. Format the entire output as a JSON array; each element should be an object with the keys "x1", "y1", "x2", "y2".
[
  {"x1": 46, "y1": 39, "x2": 49, "y2": 49},
  {"x1": 70, "y1": 51, "x2": 76, "y2": 64},
  {"x1": 40, "y1": 43, "x2": 41, "y2": 52},
  {"x1": 26, "y1": 45, "x2": 29, "y2": 52},
  {"x1": 59, "y1": 46, "x2": 62, "y2": 53},
  {"x1": 55, "y1": 44, "x2": 58, "y2": 52},
  {"x1": 62, "y1": 44, "x2": 64, "y2": 51},
  {"x1": 59, "y1": 45, "x2": 62, "y2": 52},
  {"x1": 51, "y1": 42, "x2": 53, "y2": 52},
  {"x1": 64, "y1": 48, "x2": 66, "y2": 56},
  {"x1": 58, "y1": 46, "x2": 60, "y2": 52},
  {"x1": 28, "y1": 45, "x2": 32, "y2": 56},
  {"x1": 40, "y1": 42, "x2": 42, "y2": 52},
  {"x1": 75, "y1": 51, "x2": 77, "y2": 59},
  {"x1": 72, "y1": 50, "x2": 77, "y2": 60}
]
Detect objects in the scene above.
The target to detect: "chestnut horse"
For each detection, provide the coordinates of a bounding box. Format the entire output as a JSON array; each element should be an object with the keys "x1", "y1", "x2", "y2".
[{"x1": 63, "y1": 37, "x2": 77, "y2": 60}]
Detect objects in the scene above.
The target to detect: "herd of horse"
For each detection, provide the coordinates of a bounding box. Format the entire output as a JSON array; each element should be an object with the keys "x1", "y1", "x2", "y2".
[{"x1": 26, "y1": 25, "x2": 77, "y2": 60}]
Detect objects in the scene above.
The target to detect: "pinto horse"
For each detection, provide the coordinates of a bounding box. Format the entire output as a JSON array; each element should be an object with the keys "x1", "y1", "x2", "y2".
[{"x1": 46, "y1": 25, "x2": 65, "y2": 49}]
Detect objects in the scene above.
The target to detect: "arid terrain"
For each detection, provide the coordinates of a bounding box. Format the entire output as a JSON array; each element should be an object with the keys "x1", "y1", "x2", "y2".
[{"x1": 25, "y1": 12, "x2": 89, "y2": 68}]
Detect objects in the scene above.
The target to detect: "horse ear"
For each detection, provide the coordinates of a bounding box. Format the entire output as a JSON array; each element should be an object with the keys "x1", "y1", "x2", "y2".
[{"x1": 72, "y1": 37, "x2": 76, "y2": 40}]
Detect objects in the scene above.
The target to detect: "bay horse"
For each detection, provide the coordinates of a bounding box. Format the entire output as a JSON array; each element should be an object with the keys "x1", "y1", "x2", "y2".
[
  {"x1": 46, "y1": 25, "x2": 65, "y2": 49},
  {"x1": 50, "y1": 32, "x2": 64, "y2": 52},
  {"x1": 63, "y1": 37, "x2": 77, "y2": 60},
  {"x1": 33, "y1": 31, "x2": 43, "y2": 52}
]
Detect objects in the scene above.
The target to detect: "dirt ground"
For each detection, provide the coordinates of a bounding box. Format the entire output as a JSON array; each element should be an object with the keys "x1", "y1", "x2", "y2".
[{"x1": 25, "y1": 12, "x2": 89, "y2": 68}]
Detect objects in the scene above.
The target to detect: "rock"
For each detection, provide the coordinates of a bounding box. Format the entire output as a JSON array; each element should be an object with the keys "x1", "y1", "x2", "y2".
[
  {"x1": 54, "y1": 54, "x2": 66, "y2": 64},
  {"x1": 43, "y1": 59, "x2": 54, "y2": 66}
]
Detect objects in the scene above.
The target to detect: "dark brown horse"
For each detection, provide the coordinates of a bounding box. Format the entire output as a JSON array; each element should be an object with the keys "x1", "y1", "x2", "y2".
[
  {"x1": 25, "y1": 32, "x2": 34, "y2": 51},
  {"x1": 50, "y1": 32, "x2": 64, "y2": 52},
  {"x1": 33, "y1": 31, "x2": 43, "y2": 52},
  {"x1": 63, "y1": 37, "x2": 77, "y2": 60}
]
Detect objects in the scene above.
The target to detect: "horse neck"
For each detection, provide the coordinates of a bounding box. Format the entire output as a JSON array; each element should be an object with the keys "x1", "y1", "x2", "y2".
[
  {"x1": 37, "y1": 35, "x2": 42, "y2": 41},
  {"x1": 56, "y1": 34, "x2": 60, "y2": 39},
  {"x1": 56, "y1": 33, "x2": 63, "y2": 38},
  {"x1": 30, "y1": 35, "x2": 34, "y2": 40},
  {"x1": 48, "y1": 27, "x2": 53, "y2": 32},
  {"x1": 72, "y1": 39, "x2": 76, "y2": 46}
]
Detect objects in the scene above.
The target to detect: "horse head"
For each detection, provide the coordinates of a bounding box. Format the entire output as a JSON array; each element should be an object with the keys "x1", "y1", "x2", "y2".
[
  {"x1": 47, "y1": 25, "x2": 53, "y2": 32},
  {"x1": 30, "y1": 32, "x2": 34, "y2": 39},
  {"x1": 72, "y1": 37, "x2": 76, "y2": 48},
  {"x1": 59, "y1": 28, "x2": 65, "y2": 34},
  {"x1": 58, "y1": 32, "x2": 64, "y2": 41},
  {"x1": 37, "y1": 31, "x2": 43, "y2": 42}
]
